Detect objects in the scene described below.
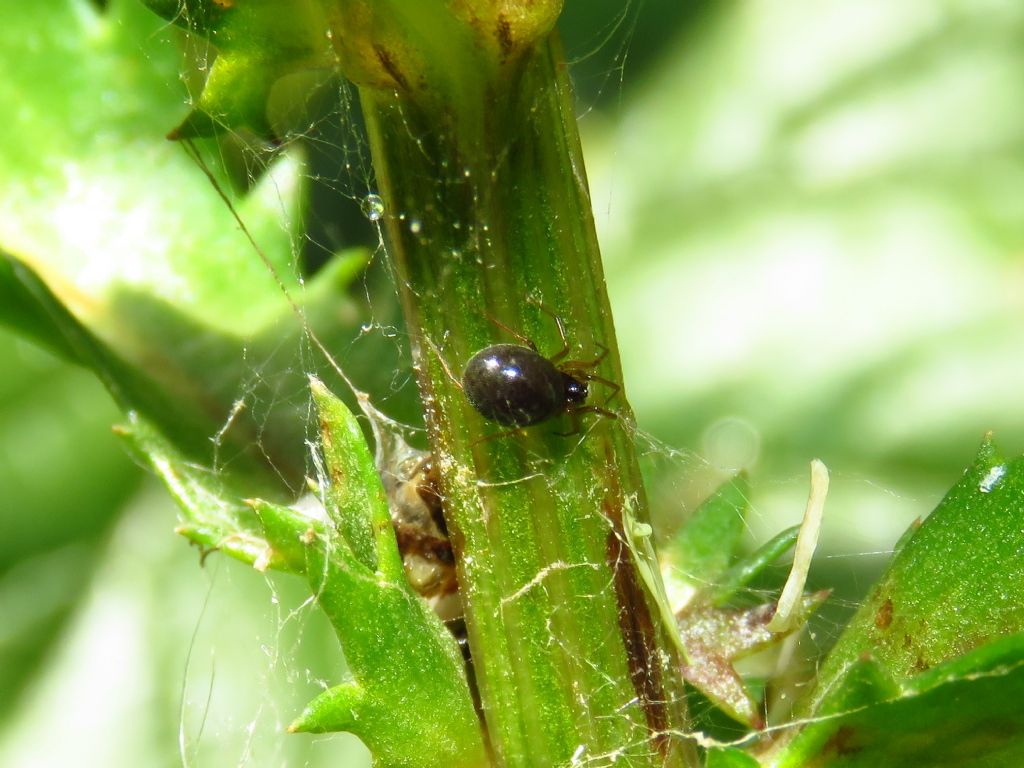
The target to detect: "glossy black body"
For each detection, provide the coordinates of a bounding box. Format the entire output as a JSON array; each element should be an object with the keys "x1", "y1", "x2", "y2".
[{"x1": 461, "y1": 343, "x2": 588, "y2": 427}]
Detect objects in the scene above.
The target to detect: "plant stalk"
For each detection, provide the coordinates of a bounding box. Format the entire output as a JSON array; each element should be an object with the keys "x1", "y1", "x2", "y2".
[{"x1": 347, "y1": 20, "x2": 695, "y2": 768}]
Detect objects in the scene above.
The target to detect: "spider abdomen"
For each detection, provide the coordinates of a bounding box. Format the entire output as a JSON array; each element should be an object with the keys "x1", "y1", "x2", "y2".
[{"x1": 461, "y1": 343, "x2": 586, "y2": 427}]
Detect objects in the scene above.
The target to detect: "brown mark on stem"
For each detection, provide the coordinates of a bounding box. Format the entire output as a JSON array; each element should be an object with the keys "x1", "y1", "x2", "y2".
[
  {"x1": 496, "y1": 15, "x2": 514, "y2": 60},
  {"x1": 318, "y1": 416, "x2": 342, "y2": 486},
  {"x1": 874, "y1": 597, "x2": 894, "y2": 631},
  {"x1": 374, "y1": 45, "x2": 410, "y2": 92},
  {"x1": 603, "y1": 457, "x2": 671, "y2": 755}
]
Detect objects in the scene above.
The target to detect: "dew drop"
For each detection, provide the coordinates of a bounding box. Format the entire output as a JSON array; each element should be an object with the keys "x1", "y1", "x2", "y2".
[
  {"x1": 409, "y1": 218, "x2": 422, "y2": 234},
  {"x1": 361, "y1": 193, "x2": 385, "y2": 221}
]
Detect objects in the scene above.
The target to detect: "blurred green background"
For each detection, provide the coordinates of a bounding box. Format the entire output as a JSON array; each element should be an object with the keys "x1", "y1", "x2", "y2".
[{"x1": 2, "y1": 0, "x2": 1023, "y2": 764}]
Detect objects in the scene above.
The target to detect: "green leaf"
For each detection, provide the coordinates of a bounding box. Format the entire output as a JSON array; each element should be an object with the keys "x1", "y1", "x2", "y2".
[
  {"x1": 0, "y1": 325, "x2": 140, "y2": 720},
  {"x1": 0, "y1": 254, "x2": 79, "y2": 361},
  {"x1": 120, "y1": 380, "x2": 485, "y2": 767},
  {"x1": 0, "y1": 0, "x2": 368, "y2": 493},
  {"x1": 705, "y1": 748, "x2": 761, "y2": 768},
  {"x1": 770, "y1": 633, "x2": 1024, "y2": 767},
  {"x1": 116, "y1": 413, "x2": 310, "y2": 574},
  {"x1": 291, "y1": 543, "x2": 486, "y2": 767},
  {"x1": 2, "y1": 252, "x2": 272, "y2": 483},
  {"x1": 247, "y1": 498, "x2": 319, "y2": 575},
  {"x1": 665, "y1": 472, "x2": 751, "y2": 595},
  {"x1": 289, "y1": 383, "x2": 485, "y2": 767},
  {"x1": 799, "y1": 438, "x2": 1024, "y2": 714},
  {"x1": 766, "y1": 440, "x2": 1024, "y2": 765},
  {"x1": 812, "y1": 656, "x2": 901, "y2": 717},
  {"x1": 705, "y1": 526, "x2": 800, "y2": 608},
  {"x1": 0, "y1": 0, "x2": 300, "y2": 312},
  {"x1": 142, "y1": 0, "x2": 336, "y2": 138},
  {"x1": 309, "y1": 377, "x2": 401, "y2": 577}
]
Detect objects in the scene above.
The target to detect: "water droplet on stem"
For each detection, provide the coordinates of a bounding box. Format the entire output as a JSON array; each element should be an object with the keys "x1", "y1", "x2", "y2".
[{"x1": 361, "y1": 193, "x2": 385, "y2": 221}]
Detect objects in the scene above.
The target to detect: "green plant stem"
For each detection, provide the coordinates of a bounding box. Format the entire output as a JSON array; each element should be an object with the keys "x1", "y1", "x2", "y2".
[{"x1": 359, "y1": 32, "x2": 694, "y2": 768}]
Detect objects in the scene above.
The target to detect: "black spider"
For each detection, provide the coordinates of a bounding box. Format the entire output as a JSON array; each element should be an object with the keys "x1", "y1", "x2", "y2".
[{"x1": 461, "y1": 303, "x2": 618, "y2": 430}]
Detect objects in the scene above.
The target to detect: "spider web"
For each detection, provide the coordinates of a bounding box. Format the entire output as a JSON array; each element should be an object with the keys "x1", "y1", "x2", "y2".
[
  {"x1": 7, "y1": 0, "x2": 1024, "y2": 766},
  {"x1": 133, "y1": 2, "x2": 1014, "y2": 765},
  {"x1": 160, "y1": 44, "x2": 873, "y2": 768}
]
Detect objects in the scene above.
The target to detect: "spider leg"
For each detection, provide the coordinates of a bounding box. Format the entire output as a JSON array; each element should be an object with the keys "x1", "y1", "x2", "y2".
[
  {"x1": 560, "y1": 342, "x2": 609, "y2": 371},
  {"x1": 582, "y1": 372, "x2": 620, "y2": 406},
  {"x1": 571, "y1": 405, "x2": 619, "y2": 421},
  {"x1": 486, "y1": 313, "x2": 537, "y2": 352},
  {"x1": 553, "y1": 412, "x2": 582, "y2": 438},
  {"x1": 528, "y1": 298, "x2": 572, "y2": 363},
  {"x1": 552, "y1": 405, "x2": 618, "y2": 437}
]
